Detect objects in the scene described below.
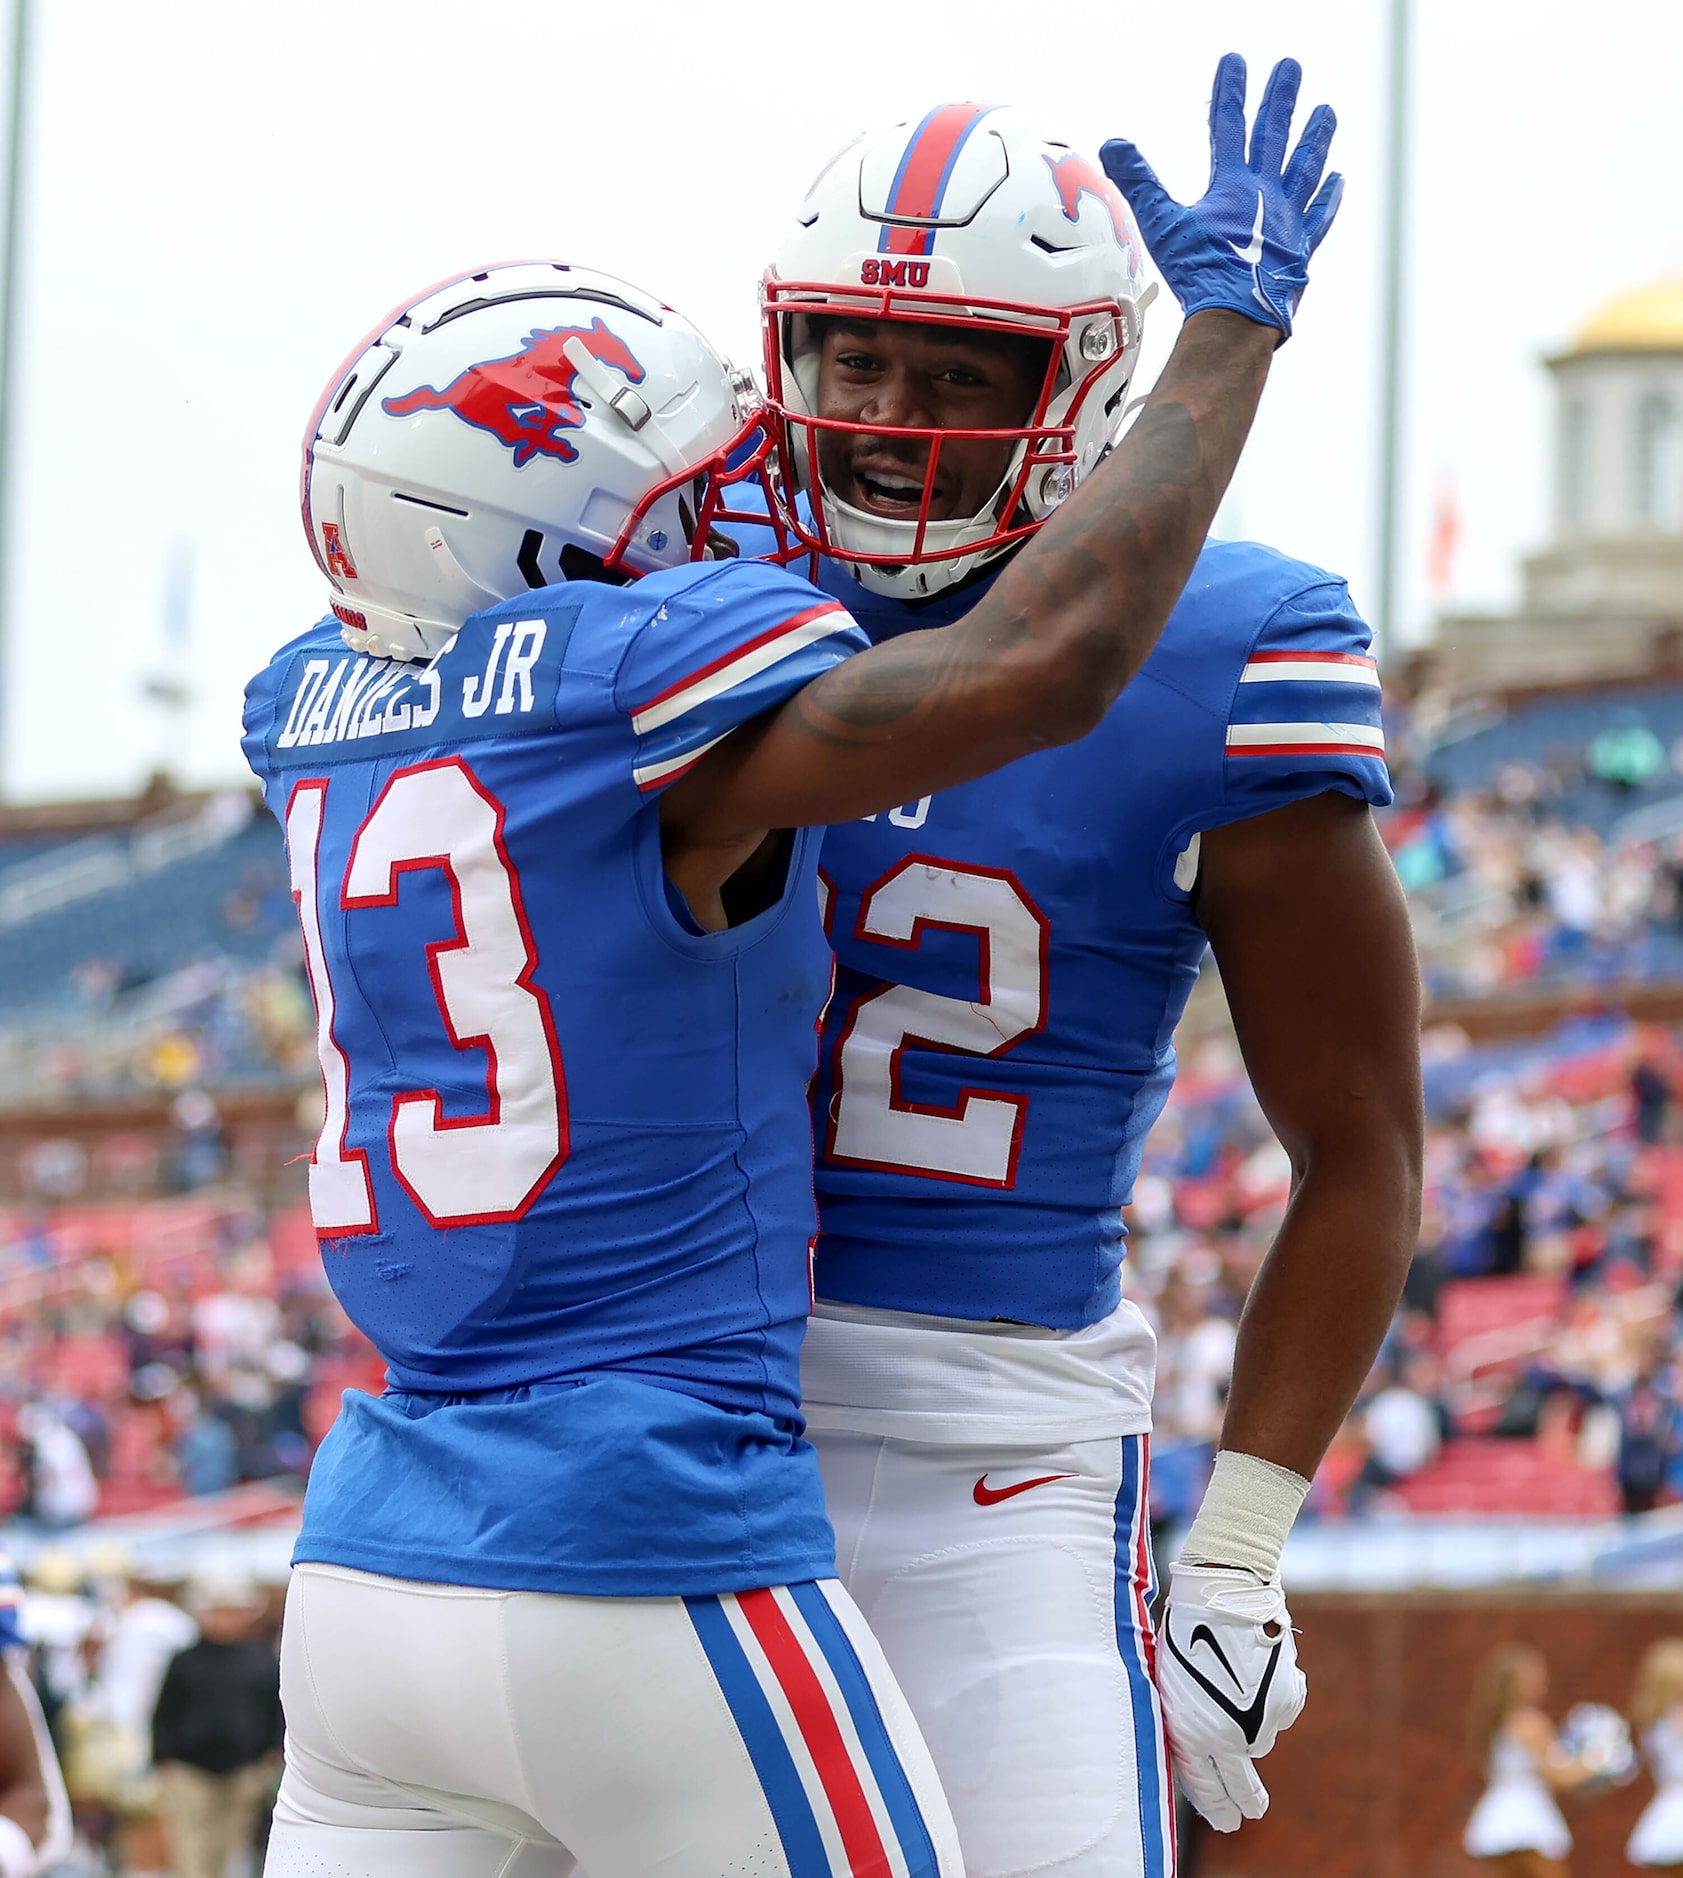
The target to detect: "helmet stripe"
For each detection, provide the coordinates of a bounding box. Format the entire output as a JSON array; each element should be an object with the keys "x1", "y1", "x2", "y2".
[{"x1": 876, "y1": 102, "x2": 993, "y2": 256}]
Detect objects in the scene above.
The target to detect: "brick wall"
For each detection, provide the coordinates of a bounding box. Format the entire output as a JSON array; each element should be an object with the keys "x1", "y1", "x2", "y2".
[{"x1": 1193, "y1": 1590, "x2": 1683, "y2": 1878}]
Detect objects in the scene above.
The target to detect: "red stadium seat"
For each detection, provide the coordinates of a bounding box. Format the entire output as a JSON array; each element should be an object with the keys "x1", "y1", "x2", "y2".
[
  {"x1": 1396, "y1": 1438, "x2": 1617, "y2": 1518},
  {"x1": 1438, "y1": 1276, "x2": 1566, "y2": 1351}
]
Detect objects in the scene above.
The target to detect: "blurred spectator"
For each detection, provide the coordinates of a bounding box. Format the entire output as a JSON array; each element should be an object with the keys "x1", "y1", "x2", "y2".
[
  {"x1": 1350, "y1": 1354, "x2": 1447, "y2": 1511},
  {"x1": 1487, "y1": 1176, "x2": 1529, "y2": 1278},
  {"x1": 151, "y1": 1570, "x2": 281, "y2": 1878},
  {"x1": 18, "y1": 1407, "x2": 97, "y2": 1530},
  {"x1": 1132, "y1": 1250, "x2": 1243, "y2": 1541},
  {"x1": 167, "y1": 1092, "x2": 227, "y2": 1195},
  {"x1": 1462, "y1": 1645, "x2": 1605, "y2": 1867},
  {"x1": 1635, "y1": 1056, "x2": 1674, "y2": 1146},
  {"x1": 1618, "y1": 1374, "x2": 1680, "y2": 1517},
  {"x1": 172, "y1": 1398, "x2": 237, "y2": 1500},
  {"x1": 50, "y1": 1559, "x2": 198, "y2": 1876},
  {"x1": 88, "y1": 1560, "x2": 198, "y2": 1788},
  {"x1": 1152, "y1": 1267, "x2": 1237, "y2": 1451},
  {"x1": 1401, "y1": 1236, "x2": 1445, "y2": 1319},
  {"x1": 1627, "y1": 1639, "x2": 1683, "y2": 1869}
]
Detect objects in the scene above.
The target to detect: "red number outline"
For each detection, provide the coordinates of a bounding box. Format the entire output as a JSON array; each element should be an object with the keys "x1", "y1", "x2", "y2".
[
  {"x1": 824, "y1": 853, "x2": 1050, "y2": 1190},
  {"x1": 341, "y1": 757, "x2": 569, "y2": 1228}
]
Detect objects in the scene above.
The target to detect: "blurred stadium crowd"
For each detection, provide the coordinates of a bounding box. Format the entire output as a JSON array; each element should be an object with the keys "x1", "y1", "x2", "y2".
[
  {"x1": 1133, "y1": 1011, "x2": 1683, "y2": 1534},
  {"x1": 0, "y1": 680, "x2": 1681, "y2": 1555},
  {"x1": 1137, "y1": 675, "x2": 1683, "y2": 1537}
]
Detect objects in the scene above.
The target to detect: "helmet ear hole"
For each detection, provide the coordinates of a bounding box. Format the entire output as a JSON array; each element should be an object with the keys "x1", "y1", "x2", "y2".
[
  {"x1": 559, "y1": 543, "x2": 631, "y2": 587},
  {"x1": 517, "y1": 530, "x2": 548, "y2": 590}
]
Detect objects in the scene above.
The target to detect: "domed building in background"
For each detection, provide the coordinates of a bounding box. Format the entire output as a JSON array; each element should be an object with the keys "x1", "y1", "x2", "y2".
[{"x1": 1434, "y1": 280, "x2": 1683, "y2": 689}]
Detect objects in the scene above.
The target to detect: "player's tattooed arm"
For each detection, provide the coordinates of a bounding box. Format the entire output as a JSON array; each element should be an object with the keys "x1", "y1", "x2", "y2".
[{"x1": 663, "y1": 307, "x2": 1274, "y2": 859}]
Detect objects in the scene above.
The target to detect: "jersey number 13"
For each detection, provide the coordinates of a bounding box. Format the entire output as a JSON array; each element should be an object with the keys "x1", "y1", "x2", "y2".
[{"x1": 286, "y1": 758, "x2": 567, "y2": 1236}]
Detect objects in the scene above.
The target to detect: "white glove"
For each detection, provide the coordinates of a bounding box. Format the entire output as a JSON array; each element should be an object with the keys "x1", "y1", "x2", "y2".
[{"x1": 1156, "y1": 1562, "x2": 1307, "y2": 1832}]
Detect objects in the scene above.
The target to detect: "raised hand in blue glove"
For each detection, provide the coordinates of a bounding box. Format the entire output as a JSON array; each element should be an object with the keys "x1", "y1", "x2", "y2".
[{"x1": 1100, "y1": 54, "x2": 1342, "y2": 342}]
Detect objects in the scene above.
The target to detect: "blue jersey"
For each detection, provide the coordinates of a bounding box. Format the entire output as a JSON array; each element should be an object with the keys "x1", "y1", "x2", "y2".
[
  {"x1": 243, "y1": 560, "x2": 867, "y2": 1595},
  {"x1": 811, "y1": 539, "x2": 1392, "y2": 1327}
]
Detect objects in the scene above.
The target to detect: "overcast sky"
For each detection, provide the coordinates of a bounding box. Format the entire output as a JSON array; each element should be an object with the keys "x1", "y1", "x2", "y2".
[{"x1": 3, "y1": 0, "x2": 1678, "y2": 799}]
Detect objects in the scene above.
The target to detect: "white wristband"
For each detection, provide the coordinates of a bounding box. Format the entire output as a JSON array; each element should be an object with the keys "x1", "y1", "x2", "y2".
[
  {"x1": 0, "y1": 1814, "x2": 36, "y2": 1878},
  {"x1": 1178, "y1": 1449, "x2": 1310, "y2": 1582}
]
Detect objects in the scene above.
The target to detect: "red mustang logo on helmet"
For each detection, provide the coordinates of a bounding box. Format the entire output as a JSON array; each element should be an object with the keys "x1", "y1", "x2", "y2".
[
  {"x1": 1043, "y1": 152, "x2": 1139, "y2": 264},
  {"x1": 380, "y1": 317, "x2": 645, "y2": 469}
]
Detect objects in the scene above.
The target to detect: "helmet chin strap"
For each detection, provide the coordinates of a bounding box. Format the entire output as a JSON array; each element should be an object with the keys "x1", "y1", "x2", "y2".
[
  {"x1": 823, "y1": 486, "x2": 1004, "y2": 554},
  {"x1": 816, "y1": 440, "x2": 1028, "y2": 594}
]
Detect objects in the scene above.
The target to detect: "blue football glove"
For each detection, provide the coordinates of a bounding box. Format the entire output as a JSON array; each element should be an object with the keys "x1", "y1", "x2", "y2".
[{"x1": 1100, "y1": 53, "x2": 1343, "y2": 341}]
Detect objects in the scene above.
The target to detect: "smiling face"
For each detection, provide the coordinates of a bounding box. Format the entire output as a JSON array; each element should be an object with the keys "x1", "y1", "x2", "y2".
[{"x1": 811, "y1": 317, "x2": 1052, "y2": 525}]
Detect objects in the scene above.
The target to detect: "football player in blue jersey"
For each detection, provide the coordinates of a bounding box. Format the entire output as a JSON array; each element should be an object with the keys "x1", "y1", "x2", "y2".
[
  {"x1": 245, "y1": 82, "x2": 1329, "y2": 1873},
  {"x1": 758, "y1": 56, "x2": 1420, "y2": 1876}
]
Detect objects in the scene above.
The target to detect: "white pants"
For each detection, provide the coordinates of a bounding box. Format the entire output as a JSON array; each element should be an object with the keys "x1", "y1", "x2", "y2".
[
  {"x1": 805, "y1": 1306, "x2": 1172, "y2": 1878},
  {"x1": 265, "y1": 1563, "x2": 963, "y2": 1878}
]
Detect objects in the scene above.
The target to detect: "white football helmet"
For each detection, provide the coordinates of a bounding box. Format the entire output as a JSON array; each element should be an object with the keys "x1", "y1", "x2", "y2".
[
  {"x1": 762, "y1": 105, "x2": 1154, "y2": 600},
  {"x1": 304, "y1": 262, "x2": 792, "y2": 662}
]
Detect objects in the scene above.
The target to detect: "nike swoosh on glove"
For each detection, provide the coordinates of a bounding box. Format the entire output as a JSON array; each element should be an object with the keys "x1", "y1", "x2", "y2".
[
  {"x1": 1100, "y1": 53, "x2": 1343, "y2": 340},
  {"x1": 1156, "y1": 1561, "x2": 1308, "y2": 1832}
]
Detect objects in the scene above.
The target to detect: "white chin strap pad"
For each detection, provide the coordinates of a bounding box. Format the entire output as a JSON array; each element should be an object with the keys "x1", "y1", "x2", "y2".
[{"x1": 337, "y1": 606, "x2": 458, "y2": 665}]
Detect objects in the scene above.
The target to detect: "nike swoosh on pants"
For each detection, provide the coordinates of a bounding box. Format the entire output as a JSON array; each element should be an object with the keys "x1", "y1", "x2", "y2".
[{"x1": 972, "y1": 1473, "x2": 1074, "y2": 1506}]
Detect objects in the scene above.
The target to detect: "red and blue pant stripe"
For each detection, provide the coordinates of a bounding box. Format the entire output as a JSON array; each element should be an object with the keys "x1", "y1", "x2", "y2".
[
  {"x1": 686, "y1": 1580, "x2": 945, "y2": 1877},
  {"x1": 1117, "y1": 1433, "x2": 1176, "y2": 1878}
]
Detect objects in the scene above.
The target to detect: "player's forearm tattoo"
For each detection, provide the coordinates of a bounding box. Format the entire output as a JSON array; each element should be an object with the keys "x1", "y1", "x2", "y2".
[
  {"x1": 1112, "y1": 402, "x2": 1202, "y2": 487},
  {"x1": 790, "y1": 628, "x2": 978, "y2": 741}
]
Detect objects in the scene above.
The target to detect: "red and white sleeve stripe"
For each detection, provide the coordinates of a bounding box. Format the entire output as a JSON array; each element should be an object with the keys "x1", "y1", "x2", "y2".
[
  {"x1": 630, "y1": 602, "x2": 859, "y2": 792},
  {"x1": 1226, "y1": 721, "x2": 1387, "y2": 758},
  {"x1": 1236, "y1": 649, "x2": 1380, "y2": 686}
]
